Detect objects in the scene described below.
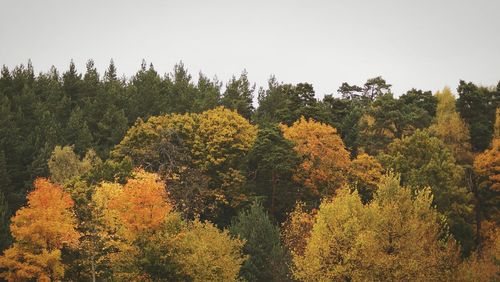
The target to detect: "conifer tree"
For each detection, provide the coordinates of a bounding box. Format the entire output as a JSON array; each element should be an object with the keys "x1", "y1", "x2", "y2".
[{"x1": 230, "y1": 201, "x2": 292, "y2": 281}]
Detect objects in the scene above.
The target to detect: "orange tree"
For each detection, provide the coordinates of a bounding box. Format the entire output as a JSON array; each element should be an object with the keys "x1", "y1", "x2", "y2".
[
  {"x1": 0, "y1": 179, "x2": 80, "y2": 281},
  {"x1": 280, "y1": 117, "x2": 351, "y2": 201}
]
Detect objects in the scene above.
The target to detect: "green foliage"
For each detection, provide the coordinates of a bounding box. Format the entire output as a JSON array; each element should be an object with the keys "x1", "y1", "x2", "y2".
[
  {"x1": 0, "y1": 60, "x2": 498, "y2": 280},
  {"x1": 256, "y1": 77, "x2": 321, "y2": 125},
  {"x1": 222, "y1": 70, "x2": 255, "y2": 120},
  {"x1": 0, "y1": 191, "x2": 10, "y2": 252},
  {"x1": 245, "y1": 125, "x2": 300, "y2": 220},
  {"x1": 358, "y1": 90, "x2": 437, "y2": 155},
  {"x1": 230, "y1": 201, "x2": 292, "y2": 281},
  {"x1": 379, "y1": 130, "x2": 474, "y2": 254},
  {"x1": 457, "y1": 80, "x2": 497, "y2": 152}
]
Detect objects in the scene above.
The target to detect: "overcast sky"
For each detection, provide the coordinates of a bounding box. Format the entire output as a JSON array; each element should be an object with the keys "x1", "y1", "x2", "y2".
[{"x1": 1, "y1": 0, "x2": 499, "y2": 98}]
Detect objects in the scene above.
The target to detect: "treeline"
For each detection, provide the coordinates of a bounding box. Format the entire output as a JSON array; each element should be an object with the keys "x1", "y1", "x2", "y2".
[{"x1": 0, "y1": 60, "x2": 498, "y2": 281}]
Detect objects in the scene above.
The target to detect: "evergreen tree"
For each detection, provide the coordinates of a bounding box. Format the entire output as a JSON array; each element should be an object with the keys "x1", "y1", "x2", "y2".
[
  {"x1": 166, "y1": 62, "x2": 198, "y2": 113},
  {"x1": 194, "y1": 73, "x2": 221, "y2": 112},
  {"x1": 245, "y1": 125, "x2": 300, "y2": 220},
  {"x1": 66, "y1": 107, "x2": 94, "y2": 155},
  {"x1": 0, "y1": 191, "x2": 10, "y2": 252},
  {"x1": 230, "y1": 201, "x2": 291, "y2": 282},
  {"x1": 62, "y1": 60, "x2": 83, "y2": 106},
  {"x1": 127, "y1": 60, "x2": 165, "y2": 121},
  {"x1": 457, "y1": 80, "x2": 496, "y2": 152},
  {"x1": 222, "y1": 70, "x2": 255, "y2": 120}
]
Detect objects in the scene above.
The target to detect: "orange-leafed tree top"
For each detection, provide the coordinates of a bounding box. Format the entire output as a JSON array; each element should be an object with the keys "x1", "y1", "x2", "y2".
[
  {"x1": 107, "y1": 170, "x2": 173, "y2": 237},
  {"x1": 0, "y1": 178, "x2": 80, "y2": 281},
  {"x1": 10, "y1": 178, "x2": 80, "y2": 250},
  {"x1": 280, "y1": 117, "x2": 351, "y2": 197},
  {"x1": 474, "y1": 138, "x2": 500, "y2": 193}
]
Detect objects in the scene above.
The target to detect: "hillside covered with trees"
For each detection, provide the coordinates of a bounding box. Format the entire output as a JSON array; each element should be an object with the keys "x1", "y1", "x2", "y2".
[{"x1": 0, "y1": 60, "x2": 498, "y2": 281}]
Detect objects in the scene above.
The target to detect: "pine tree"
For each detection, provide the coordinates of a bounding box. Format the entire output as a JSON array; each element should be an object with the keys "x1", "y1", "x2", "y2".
[
  {"x1": 230, "y1": 201, "x2": 292, "y2": 282},
  {"x1": 245, "y1": 125, "x2": 300, "y2": 220},
  {"x1": 222, "y1": 70, "x2": 255, "y2": 120}
]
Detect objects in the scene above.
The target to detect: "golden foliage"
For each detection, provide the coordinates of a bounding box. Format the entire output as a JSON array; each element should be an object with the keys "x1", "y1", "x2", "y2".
[
  {"x1": 430, "y1": 87, "x2": 473, "y2": 164},
  {"x1": 193, "y1": 106, "x2": 258, "y2": 170},
  {"x1": 0, "y1": 179, "x2": 80, "y2": 281},
  {"x1": 474, "y1": 138, "x2": 500, "y2": 193},
  {"x1": 291, "y1": 175, "x2": 460, "y2": 281},
  {"x1": 281, "y1": 203, "x2": 316, "y2": 258},
  {"x1": 457, "y1": 226, "x2": 500, "y2": 281},
  {"x1": 108, "y1": 170, "x2": 172, "y2": 238},
  {"x1": 113, "y1": 107, "x2": 257, "y2": 215},
  {"x1": 280, "y1": 117, "x2": 351, "y2": 197},
  {"x1": 175, "y1": 220, "x2": 246, "y2": 282},
  {"x1": 348, "y1": 153, "x2": 383, "y2": 202}
]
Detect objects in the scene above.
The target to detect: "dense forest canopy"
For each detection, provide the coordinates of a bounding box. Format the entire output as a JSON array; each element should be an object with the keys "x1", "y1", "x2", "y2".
[{"x1": 0, "y1": 60, "x2": 498, "y2": 281}]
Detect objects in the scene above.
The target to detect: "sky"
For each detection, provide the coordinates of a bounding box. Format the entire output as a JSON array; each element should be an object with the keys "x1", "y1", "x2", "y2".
[{"x1": 0, "y1": 0, "x2": 499, "y2": 98}]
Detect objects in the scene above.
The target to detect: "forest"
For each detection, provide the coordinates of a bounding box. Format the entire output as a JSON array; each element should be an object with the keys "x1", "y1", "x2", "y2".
[{"x1": 0, "y1": 60, "x2": 498, "y2": 281}]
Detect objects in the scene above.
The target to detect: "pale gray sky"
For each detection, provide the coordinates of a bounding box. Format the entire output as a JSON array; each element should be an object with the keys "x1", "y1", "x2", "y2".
[{"x1": 1, "y1": 0, "x2": 499, "y2": 98}]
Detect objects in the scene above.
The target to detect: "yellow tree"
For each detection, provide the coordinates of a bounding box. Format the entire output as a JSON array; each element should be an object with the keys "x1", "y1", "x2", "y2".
[
  {"x1": 92, "y1": 170, "x2": 246, "y2": 281},
  {"x1": 429, "y1": 87, "x2": 473, "y2": 164},
  {"x1": 280, "y1": 117, "x2": 351, "y2": 198},
  {"x1": 0, "y1": 179, "x2": 80, "y2": 281},
  {"x1": 91, "y1": 170, "x2": 173, "y2": 280},
  {"x1": 174, "y1": 220, "x2": 246, "y2": 282},
  {"x1": 281, "y1": 202, "x2": 316, "y2": 258},
  {"x1": 292, "y1": 175, "x2": 460, "y2": 281},
  {"x1": 192, "y1": 107, "x2": 257, "y2": 210},
  {"x1": 48, "y1": 146, "x2": 101, "y2": 185},
  {"x1": 348, "y1": 152, "x2": 383, "y2": 203},
  {"x1": 113, "y1": 107, "x2": 257, "y2": 222}
]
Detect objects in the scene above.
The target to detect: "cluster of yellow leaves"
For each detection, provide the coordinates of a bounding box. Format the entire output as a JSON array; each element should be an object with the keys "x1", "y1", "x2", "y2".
[
  {"x1": 290, "y1": 175, "x2": 461, "y2": 281},
  {"x1": 281, "y1": 202, "x2": 316, "y2": 258},
  {"x1": 193, "y1": 107, "x2": 257, "y2": 169},
  {"x1": 113, "y1": 113, "x2": 197, "y2": 164},
  {"x1": 91, "y1": 170, "x2": 173, "y2": 279},
  {"x1": 113, "y1": 107, "x2": 257, "y2": 213},
  {"x1": 175, "y1": 220, "x2": 246, "y2": 282},
  {"x1": 90, "y1": 169, "x2": 246, "y2": 281},
  {"x1": 429, "y1": 87, "x2": 473, "y2": 164},
  {"x1": 0, "y1": 179, "x2": 80, "y2": 281},
  {"x1": 280, "y1": 117, "x2": 351, "y2": 197},
  {"x1": 348, "y1": 153, "x2": 383, "y2": 202},
  {"x1": 474, "y1": 138, "x2": 500, "y2": 233},
  {"x1": 48, "y1": 146, "x2": 101, "y2": 185}
]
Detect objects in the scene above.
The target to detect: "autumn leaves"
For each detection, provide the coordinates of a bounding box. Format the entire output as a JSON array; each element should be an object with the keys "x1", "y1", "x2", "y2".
[{"x1": 0, "y1": 103, "x2": 499, "y2": 281}]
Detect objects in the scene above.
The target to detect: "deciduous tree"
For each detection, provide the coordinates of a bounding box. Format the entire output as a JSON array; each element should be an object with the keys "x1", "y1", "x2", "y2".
[
  {"x1": 292, "y1": 175, "x2": 460, "y2": 281},
  {"x1": 280, "y1": 117, "x2": 351, "y2": 200},
  {"x1": 0, "y1": 178, "x2": 80, "y2": 281},
  {"x1": 430, "y1": 87, "x2": 473, "y2": 164}
]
